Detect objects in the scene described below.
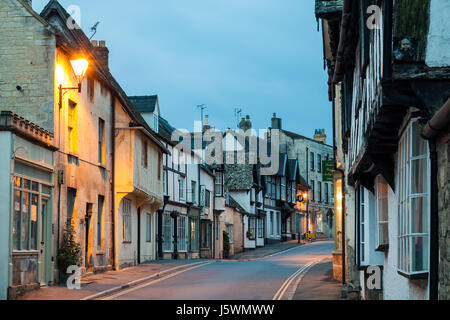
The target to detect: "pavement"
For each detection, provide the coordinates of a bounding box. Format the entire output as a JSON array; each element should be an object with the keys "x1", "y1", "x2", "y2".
[
  {"x1": 293, "y1": 259, "x2": 344, "y2": 300},
  {"x1": 19, "y1": 239, "x2": 343, "y2": 300}
]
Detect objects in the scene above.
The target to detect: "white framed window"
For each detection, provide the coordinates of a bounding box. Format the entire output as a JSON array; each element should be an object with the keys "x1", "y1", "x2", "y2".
[
  {"x1": 359, "y1": 186, "x2": 366, "y2": 264},
  {"x1": 227, "y1": 224, "x2": 234, "y2": 243},
  {"x1": 215, "y1": 171, "x2": 224, "y2": 196},
  {"x1": 191, "y1": 181, "x2": 197, "y2": 204},
  {"x1": 162, "y1": 213, "x2": 173, "y2": 252},
  {"x1": 177, "y1": 215, "x2": 187, "y2": 252},
  {"x1": 257, "y1": 219, "x2": 264, "y2": 238},
  {"x1": 179, "y1": 177, "x2": 186, "y2": 201},
  {"x1": 122, "y1": 198, "x2": 132, "y2": 243},
  {"x1": 375, "y1": 175, "x2": 389, "y2": 249},
  {"x1": 398, "y1": 119, "x2": 429, "y2": 276},
  {"x1": 163, "y1": 171, "x2": 167, "y2": 195},
  {"x1": 146, "y1": 213, "x2": 152, "y2": 242}
]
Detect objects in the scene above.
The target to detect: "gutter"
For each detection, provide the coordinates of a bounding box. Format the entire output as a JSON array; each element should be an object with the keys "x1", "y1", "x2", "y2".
[
  {"x1": 421, "y1": 97, "x2": 450, "y2": 301},
  {"x1": 421, "y1": 98, "x2": 450, "y2": 139},
  {"x1": 111, "y1": 95, "x2": 116, "y2": 270}
]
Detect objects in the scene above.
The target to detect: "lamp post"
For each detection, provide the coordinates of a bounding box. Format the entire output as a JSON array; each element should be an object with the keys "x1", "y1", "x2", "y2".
[{"x1": 58, "y1": 58, "x2": 89, "y2": 109}]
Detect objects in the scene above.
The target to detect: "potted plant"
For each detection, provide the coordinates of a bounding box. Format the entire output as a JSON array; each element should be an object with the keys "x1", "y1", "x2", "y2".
[
  {"x1": 223, "y1": 231, "x2": 230, "y2": 259},
  {"x1": 246, "y1": 231, "x2": 253, "y2": 239},
  {"x1": 57, "y1": 221, "x2": 81, "y2": 284}
]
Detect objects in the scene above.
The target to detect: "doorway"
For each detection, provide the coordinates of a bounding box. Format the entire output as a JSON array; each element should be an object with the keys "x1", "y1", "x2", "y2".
[
  {"x1": 85, "y1": 203, "x2": 93, "y2": 271},
  {"x1": 38, "y1": 198, "x2": 49, "y2": 286}
]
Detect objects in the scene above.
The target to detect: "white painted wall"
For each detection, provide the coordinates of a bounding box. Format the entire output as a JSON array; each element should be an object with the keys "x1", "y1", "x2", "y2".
[
  {"x1": 382, "y1": 179, "x2": 428, "y2": 300},
  {"x1": 426, "y1": 0, "x2": 450, "y2": 67}
]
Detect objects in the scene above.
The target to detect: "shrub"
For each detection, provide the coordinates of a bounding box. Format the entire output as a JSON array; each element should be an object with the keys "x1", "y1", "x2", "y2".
[
  {"x1": 223, "y1": 231, "x2": 231, "y2": 258},
  {"x1": 57, "y1": 221, "x2": 81, "y2": 279}
]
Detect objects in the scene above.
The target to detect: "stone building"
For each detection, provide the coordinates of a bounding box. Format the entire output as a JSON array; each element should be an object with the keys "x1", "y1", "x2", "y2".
[
  {"x1": 269, "y1": 113, "x2": 334, "y2": 238},
  {"x1": 0, "y1": 112, "x2": 56, "y2": 299},
  {"x1": 316, "y1": 0, "x2": 450, "y2": 300}
]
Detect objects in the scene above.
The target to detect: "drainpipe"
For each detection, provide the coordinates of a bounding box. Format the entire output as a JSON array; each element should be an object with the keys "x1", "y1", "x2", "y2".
[
  {"x1": 111, "y1": 95, "x2": 116, "y2": 270},
  {"x1": 421, "y1": 97, "x2": 450, "y2": 301}
]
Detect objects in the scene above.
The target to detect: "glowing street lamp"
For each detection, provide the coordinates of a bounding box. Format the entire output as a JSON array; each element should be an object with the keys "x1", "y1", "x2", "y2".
[
  {"x1": 70, "y1": 59, "x2": 89, "y2": 86},
  {"x1": 58, "y1": 58, "x2": 89, "y2": 108}
]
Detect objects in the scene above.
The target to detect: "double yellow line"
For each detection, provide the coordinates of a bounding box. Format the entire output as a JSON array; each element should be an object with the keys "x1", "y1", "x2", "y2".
[{"x1": 272, "y1": 259, "x2": 321, "y2": 300}]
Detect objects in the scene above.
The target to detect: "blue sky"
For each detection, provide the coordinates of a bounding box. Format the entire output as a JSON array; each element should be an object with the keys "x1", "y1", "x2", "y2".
[{"x1": 33, "y1": 0, "x2": 331, "y2": 142}]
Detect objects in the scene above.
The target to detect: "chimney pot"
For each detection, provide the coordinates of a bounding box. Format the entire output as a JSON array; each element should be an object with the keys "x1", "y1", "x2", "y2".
[
  {"x1": 91, "y1": 40, "x2": 98, "y2": 47},
  {"x1": 99, "y1": 40, "x2": 106, "y2": 48}
]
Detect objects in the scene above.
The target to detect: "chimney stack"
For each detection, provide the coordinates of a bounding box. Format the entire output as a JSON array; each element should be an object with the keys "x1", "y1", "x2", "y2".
[
  {"x1": 271, "y1": 112, "x2": 282, "y2": 130},
  {"x1": 91, "y1": 40, "x2": 109, "y2": 70},
  {"x1": 203, "y1": 115, "x2": 211, "y2": 132},
  {"x1": 313, "y1": 129, "x2": 327, "y2": 144},
  {"x1": 239, "y1": 115, "x2": 252, "y2": 131}
]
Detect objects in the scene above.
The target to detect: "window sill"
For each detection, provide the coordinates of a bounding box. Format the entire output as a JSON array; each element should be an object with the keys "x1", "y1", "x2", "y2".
[
  {"x1": 375, "y1": 244, "x2": 389, "y2": 252},
  {"x1": 397, "y1": 270, "x2": 429, "y2": 280},
  {"x1": 96, "y1": 251, "x2": 105, "y2": 256},
  {"x1": 68, "y1": 152, "x2": 79, "y2": 159},
  {"x1": 98, "y1": 163, "x2": 106, "y2": 170},
  {"x1": 12, "y1": 250, "x2": 39, "y2": 255}
]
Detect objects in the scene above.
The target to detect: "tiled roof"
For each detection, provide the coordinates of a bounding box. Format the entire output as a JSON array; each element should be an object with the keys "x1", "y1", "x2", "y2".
[{"x1": 128, "y1": 95, "x2": 158, "y2": 113}]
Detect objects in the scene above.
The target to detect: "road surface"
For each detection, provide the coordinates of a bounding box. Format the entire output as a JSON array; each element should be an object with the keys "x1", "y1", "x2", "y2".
[{"x1": 102, "y1": 241, "x2": 333, "y2": 300}]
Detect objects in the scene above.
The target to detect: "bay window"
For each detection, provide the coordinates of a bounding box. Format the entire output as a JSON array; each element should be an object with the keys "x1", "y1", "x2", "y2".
[{"x1": 398, "y1": 119, "x2": 429, "y2": 277}]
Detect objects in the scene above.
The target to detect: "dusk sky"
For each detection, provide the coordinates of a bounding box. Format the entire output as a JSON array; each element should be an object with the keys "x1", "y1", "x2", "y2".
[{"x1": 33, "y1": 0, "x2": 331, "y2": 142}]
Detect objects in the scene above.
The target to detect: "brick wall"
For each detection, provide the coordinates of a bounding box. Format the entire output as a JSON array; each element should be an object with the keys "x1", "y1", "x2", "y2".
[
  {"x1": 437, "y1": 127, "x2": 450, "y2": 300},
  {"x1": 0, "y1": 0, "x2": 56, "y2": 131}
]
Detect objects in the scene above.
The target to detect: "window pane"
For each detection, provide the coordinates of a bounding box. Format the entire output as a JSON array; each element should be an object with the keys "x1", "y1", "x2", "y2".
[
  {"x1": 31, "y1": 181, "x2": 39, "y2": 192},
  {"x1": 412, "y1": 236, "x2": 428, "y2": 272},
  {"x1": 23, "y1": 179, "x2": 30, "y2": 190},
  {"x1": 30, "y1": 194, "x2": 38, "y2": 250},
  {"x1": 13, "y1": 190, "x2": 21, "y2": 250},
  {"x1": 379, "y1": 222, "x2": 388, "y2": 246},
  {"x1": 411, "y1": 197, "x2": 428, "y2": 234},
  {"x1": 378, "y1": 197, "x2": 388, "y2": 222},
  {"x1": 411, "y1": 159, "x2": 427, "y2": 194},
  {"x1": 21, "y1": 192, "x2": 29, "y2": 250},
  {"x1": 412, "y1": 122, "x2": 427, "y2": 157},
  {"x1": 42, "y1": 185, "x2": 51, "y2": 195}
]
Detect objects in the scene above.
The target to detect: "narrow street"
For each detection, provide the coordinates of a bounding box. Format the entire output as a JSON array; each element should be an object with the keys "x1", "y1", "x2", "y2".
[{"x1": 100, "y1": 241, "x2": 334, "y2": 300}]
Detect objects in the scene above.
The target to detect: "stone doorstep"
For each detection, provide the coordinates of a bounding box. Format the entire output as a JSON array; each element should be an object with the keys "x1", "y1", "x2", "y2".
[{"x1": 8, "y1": 283, "x2": 40, "y2": 300}]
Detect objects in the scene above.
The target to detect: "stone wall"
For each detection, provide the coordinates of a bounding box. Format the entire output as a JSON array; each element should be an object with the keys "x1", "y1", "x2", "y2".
[
  {"x1": 437, "y1": 127, "x2": 450, "y2": 300},
  {"x1": 0, "y1": 0, "x2": 56, "y2": 131}
]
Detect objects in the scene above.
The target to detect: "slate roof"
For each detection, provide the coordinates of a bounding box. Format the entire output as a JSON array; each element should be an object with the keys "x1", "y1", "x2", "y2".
[
  {"x1": 226, "y1": 195, "x2": 249, "y2": 214},
  {"x1": 128, "y1": 95, "x2": 158, "y2": 113},
  {"x1": 224, "y1": 162, "x2": 255, "y2": 191},
  {"x1": 282, "y1": 129, "x2": 333, "y2": 148}
]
